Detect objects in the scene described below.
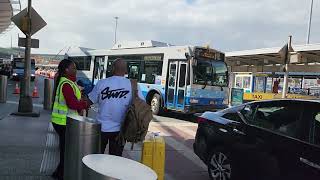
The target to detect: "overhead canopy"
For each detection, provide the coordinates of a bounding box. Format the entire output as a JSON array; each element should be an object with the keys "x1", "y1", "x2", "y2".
[
  {"x1": 0, "y1": 0, "x2": 20, "y2": 34},
  {"x1": 64, "y1": 46, "x2": 95, "y2": 57},
  {"x1": 226, "y1": 43, "x2": 320, "y2": 73}
]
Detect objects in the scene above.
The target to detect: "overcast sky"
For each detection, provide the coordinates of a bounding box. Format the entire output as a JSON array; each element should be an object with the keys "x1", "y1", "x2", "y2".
[{"x1": 0, "y1": 0, "x2": 319, "y2": 54}]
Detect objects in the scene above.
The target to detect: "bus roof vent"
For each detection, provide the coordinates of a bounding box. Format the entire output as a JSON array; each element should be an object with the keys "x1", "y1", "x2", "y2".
[{"x1": 111, "y1": 40, "x2": 173, "y2": 49}]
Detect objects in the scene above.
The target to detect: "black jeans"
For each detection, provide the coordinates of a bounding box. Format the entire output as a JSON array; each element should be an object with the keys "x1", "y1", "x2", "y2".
[
  {"x1": 101, "y1": 131, "x2": 125, "y2": 156},
  {"x1": 52, "y1": 123, "x2": 66, "y2": 179}
]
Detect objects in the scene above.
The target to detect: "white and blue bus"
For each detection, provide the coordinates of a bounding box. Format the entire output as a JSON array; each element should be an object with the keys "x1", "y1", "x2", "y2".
[{"x1": 66, "y1": 41, "x2": 229, "y2": 114}]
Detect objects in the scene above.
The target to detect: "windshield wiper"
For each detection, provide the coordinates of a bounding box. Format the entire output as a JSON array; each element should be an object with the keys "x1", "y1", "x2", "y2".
[{"x1": 195, "y1": 70, "x2": 208, "y2": 89}]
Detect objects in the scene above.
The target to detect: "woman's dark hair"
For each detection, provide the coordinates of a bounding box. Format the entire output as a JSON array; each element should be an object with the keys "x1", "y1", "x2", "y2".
[{"x1": 52, "y1": 59, "x2": 74, "y2": 104}]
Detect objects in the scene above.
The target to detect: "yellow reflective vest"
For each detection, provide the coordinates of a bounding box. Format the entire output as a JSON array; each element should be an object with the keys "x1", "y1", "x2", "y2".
[{"x1": 51, "y1": 77, "x2": 81, "y2": 126}]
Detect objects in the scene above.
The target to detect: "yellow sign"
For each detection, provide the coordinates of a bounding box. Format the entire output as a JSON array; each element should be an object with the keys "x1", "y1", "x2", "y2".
[
  {"x1": 243, "y1": 92, "x2": 315, "y2": 101},
  {"x1": 243, "y1": 93, "x2": 274, "y2": 101}
]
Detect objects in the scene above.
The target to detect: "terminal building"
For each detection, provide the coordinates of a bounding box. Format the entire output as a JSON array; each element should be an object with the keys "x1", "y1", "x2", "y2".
[{"x1": 226, "y1": 43, "x2": 320, "y2": 101}]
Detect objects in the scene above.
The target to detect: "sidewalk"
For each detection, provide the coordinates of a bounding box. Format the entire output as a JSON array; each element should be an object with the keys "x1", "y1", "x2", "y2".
[
  {"x1": 0, "y1": 101, "x2": 208, "y2": 180},
  {"x1": 0, "y1": 103, "x2": 54, "y2": 180}
]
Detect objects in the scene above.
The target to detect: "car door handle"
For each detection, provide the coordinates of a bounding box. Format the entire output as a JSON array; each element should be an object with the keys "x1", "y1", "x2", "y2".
[
  {"x1": 233, "y1": 128, "x2": 246, "y2": 135},
  {"x1": 300, "y1": 157, "x2": 320, "y2": 170}
]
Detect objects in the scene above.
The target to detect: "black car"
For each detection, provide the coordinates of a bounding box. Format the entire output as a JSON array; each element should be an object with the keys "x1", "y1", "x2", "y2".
[{"x1": 193, "y1": 99, "x2": 320, "y2": 180}]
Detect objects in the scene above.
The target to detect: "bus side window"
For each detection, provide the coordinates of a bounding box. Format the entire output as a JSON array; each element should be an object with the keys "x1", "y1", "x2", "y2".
[
  {"x1": 128, "y1": 64, "x2": 140, "y2": 81},
  {"x1": 144, "y1": 61, "x2": 162, "y2": 84}
]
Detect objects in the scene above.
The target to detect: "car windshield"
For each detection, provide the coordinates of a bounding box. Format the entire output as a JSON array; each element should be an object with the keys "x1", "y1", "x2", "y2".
[{"x1": 193, "y1": 60, "x2": 228, "y2": 87}]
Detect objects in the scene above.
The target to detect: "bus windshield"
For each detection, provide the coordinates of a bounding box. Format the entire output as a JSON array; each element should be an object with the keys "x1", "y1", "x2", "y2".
[{"x1": 193, "y1": 60, "x2": 228, "y2": 87}]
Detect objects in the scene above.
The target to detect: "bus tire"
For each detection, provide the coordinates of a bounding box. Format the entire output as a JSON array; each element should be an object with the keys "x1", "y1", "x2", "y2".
[{"x1": 151, "y1": 93, "x2": 161, "y2": 115}]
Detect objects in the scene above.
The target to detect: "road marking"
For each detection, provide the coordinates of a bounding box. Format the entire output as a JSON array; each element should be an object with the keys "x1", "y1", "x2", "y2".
[
  {"x1": 175, "y1": 126, "x2": 196, "y2": 137},
  {"x1": 164, "y1": 136, "x2": 207, "y2": 170},
  {"x1": 151, "y1": 120, "x2": 197, "y2": 139},
  {"x1": 153, "y1": 116, "x2": 197, "y2": 126},
  {"x1": 124, "y1": 145, "x2": 176, "y2": 180},
  {"x1": 7, "y1": 100, "x2": 43, "y2": 108},
  {"x1": 40, "y1": 123, "x2": 59, "y2": 174},
  {"x1": 151, "y1": 126, "x2": 208, "y2": 170}
]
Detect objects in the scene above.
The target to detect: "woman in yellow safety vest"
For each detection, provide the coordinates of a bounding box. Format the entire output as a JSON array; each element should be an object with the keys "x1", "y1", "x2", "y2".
[{"x1": 51, "y1": 59, "x2": 88, "y2": 180}]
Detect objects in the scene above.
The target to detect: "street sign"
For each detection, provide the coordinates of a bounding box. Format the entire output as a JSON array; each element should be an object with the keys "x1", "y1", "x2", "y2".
[
  {"x1": 11, "y1": 7, "x2": 47, "y2": 36},
  {"x1": 18, "y1": 38, "x2": 39, "y2": 48}
]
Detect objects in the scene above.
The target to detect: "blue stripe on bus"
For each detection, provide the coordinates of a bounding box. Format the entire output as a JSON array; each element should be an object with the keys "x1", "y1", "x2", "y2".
[{"x1": 185, "y1": 97, "x2": 224, "y2": 105}]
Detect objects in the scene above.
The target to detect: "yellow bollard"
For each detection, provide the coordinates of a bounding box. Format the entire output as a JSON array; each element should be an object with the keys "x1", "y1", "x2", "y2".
[{"x1": 141, "y1": 133, "x2": 165, "y2": 180}]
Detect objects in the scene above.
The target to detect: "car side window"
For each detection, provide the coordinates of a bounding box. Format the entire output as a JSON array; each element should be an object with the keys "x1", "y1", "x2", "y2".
[
  {"x1": 304, "y1": 104, "x2": 320, "y2": 146},
  {"x1": 222, "y1": 112, "x2": 242, "y2": 122},
  {"x1": 247, "y1": 102, "x2": 302, "y2": 138},
  {"x1": 240, "y1": 104, "x2": 256, "y2": 121},
  {"x1": 313, "y1": 113, "x2": 320, "y2": 146}
]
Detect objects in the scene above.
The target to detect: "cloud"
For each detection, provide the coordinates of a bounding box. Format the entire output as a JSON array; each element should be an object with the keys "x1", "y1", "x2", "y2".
[{"x1": 0, "y1": 0, "x2": 319, "y2": 54}]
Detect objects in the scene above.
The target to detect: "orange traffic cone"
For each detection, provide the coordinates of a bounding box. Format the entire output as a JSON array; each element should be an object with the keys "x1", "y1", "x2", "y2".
[
  {"x1": 32, "y1": 85, "x2": 39, "y2": 98},
  {"x1": 13, "y1": 83, "x2": 20, "y2": 94}
]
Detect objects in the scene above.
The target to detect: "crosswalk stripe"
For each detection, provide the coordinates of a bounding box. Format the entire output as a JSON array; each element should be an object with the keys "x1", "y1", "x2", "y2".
[
  {"x1": 123, "y1": 144, "x2": 176, "y2": 180},
  {"x1": 171, "y1": 125, "x2": 197, "y2": 138},
  {"x1": 151, "y1": 126, "x2": 207, "y2": 170}
]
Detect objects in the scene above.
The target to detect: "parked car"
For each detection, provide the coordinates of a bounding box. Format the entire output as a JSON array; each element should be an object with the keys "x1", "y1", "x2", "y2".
[{"x1": 193, "y1": 99, "x2": 320, "y2": 180}]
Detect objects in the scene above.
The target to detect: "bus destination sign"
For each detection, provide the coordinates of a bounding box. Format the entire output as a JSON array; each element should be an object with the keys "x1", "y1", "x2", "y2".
[
  {"x1": 195, "y1": 48, "x2": 224, "y2": 60},
  {"x1": 144, "y1": 55, "x2": 162, "y2": 61}
]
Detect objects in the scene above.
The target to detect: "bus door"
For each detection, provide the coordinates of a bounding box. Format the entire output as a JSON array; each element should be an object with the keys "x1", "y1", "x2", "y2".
[
  {"x1": 166, "y1": 60, "x2": 188, "y2": 111},
  {"x1": 93, "y1": 56, "x2": 105, "y2": 82}
]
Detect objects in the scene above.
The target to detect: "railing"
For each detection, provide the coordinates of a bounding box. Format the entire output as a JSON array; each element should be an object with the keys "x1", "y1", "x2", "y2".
[{"x1": 288, "y1": 87, "x2": 320, "y2": 97}]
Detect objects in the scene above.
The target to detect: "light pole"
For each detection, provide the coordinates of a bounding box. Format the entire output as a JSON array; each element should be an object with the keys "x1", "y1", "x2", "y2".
[
  {"x1": 307, "y1": 0, "x2": 314, "y2": 44},
  {"x1": 114, "y1": 16, "x2": 119, "y2": 44},
  {"x1": 17, "y1": 0, "x2": 33, "y2": 114}
]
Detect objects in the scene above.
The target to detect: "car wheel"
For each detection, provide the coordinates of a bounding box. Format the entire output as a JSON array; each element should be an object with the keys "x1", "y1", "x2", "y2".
[
  {"x1": 150, "y1": 93, "x2": 161, "y2": 115},
  {"x1": 207, "y1": 148, "x2": 232, "y2": 180}
]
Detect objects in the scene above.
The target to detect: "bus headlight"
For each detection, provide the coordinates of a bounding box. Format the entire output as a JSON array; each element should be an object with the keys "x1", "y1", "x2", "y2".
[
  {"x1": 190, "y1": 99, "x2": 199, "y2": 104},
  {"x1": 12, "y1": 73, "x2": 18, "y2": 76},
  {"x1": 31, "y1": 74, "x2": 35, "y2": 77}
]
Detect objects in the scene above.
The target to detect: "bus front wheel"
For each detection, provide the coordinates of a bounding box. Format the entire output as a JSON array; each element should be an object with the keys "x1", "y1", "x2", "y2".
[{"x1": 151, "y1": 93, "x2": 161, "y2": 115}]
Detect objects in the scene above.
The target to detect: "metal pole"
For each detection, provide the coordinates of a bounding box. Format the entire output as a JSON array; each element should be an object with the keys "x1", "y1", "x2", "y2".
[
  {"x1": 10, "y1": 35, "x2": 13, "y2": 61},
  {"x1": 114, "y1": 17, "x2": 119, "y2": 44},
  {"x1": 43, "y1": 78, "x2": 52, "y2": 110},
  {"x1": 282, "y1": 64, "x2": 289, "y2": 98},
  {"x1": 282, "y1": 36, "x2": 292, "y2": 98},
  {"x1": 18, "y1": 0, "x2": 33, "y2": 113},
  {"x1": 0, "y1": 75, "x2": 7, "y2": 103},
  {"x1": 307, "y1": 0, "x2": 314, "y2": 44}
]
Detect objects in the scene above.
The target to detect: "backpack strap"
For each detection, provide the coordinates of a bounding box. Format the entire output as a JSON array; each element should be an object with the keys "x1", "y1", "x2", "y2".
[{"x1": 130, "y1": 79, "x2": 138, "y2": 101}]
